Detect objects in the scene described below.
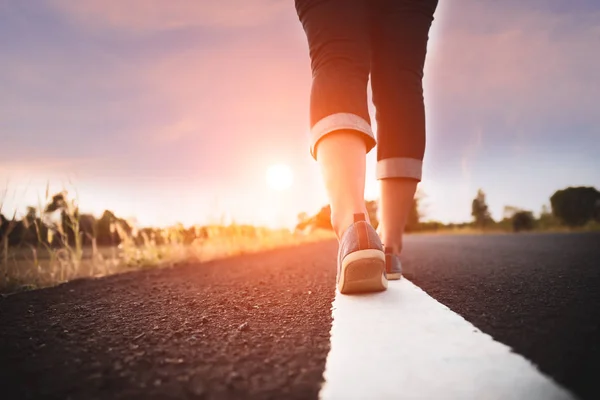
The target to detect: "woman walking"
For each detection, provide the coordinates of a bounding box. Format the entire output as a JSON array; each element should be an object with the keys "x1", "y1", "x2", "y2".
[{"x1": 294, "y1": 0, "x2": 439, "y2": 294}]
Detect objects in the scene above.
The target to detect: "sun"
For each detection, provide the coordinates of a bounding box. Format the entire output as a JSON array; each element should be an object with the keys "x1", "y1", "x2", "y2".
[{"x1": 266, "y1": 164, "x2": 293, "y2": 191}]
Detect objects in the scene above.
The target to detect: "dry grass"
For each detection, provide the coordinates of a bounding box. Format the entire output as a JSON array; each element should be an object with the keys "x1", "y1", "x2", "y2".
[
  {"x1": 4, "y1": 184, "x2": 596, "y2": 294},
  {"x1": 411, "y1": 221, "x2": 600, "y2": 236},
  {"x1": 411, "y1": 227, "x2": 512, "y2": 236},
  {"x1": 0, "y1": 221, "x2": 335, "y2": 294},
  {"x1": 0, "y1": 184, "x2": 336, "y2": 294}
]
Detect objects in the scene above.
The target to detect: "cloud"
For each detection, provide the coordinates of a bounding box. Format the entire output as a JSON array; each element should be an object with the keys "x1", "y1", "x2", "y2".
[
  {"x1": 4, "y1": 0, "x2": 599, "y2": 225},
  {"x1": 49, "y1": 0, "x2": 289, "y2": 32},
  {"x1": 423, "y1": 0, "x2": 600, "y2": 176},
  {"x1": 428, "y1": 1, "x2": 600, "y2": 123},
  {"x1": 1, "y1": 1, "x2": 311, "y2": 187}
]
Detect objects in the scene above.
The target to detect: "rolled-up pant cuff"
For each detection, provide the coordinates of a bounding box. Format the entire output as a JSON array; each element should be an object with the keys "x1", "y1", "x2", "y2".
[
  {"x1": 376, "y1": 157, "x2": 423, "y2": 181},
  {"x1": 310, "y1": 113, "x2": 376, "y2": 160}
]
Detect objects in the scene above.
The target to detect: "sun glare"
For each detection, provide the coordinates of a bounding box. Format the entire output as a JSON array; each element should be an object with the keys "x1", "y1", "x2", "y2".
[{"x1": 266, "y1": 164, "x2": 293, "y2": 191}]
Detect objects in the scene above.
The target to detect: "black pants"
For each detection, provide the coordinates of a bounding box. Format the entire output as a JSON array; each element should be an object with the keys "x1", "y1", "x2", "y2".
[{"x1": 295, "y1": 0, "x2": 438, "y2": 181}]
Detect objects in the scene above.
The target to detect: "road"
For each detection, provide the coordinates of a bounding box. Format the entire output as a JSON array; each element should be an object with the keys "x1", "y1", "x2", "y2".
[{"x1": 0, "y1": 232, "x2": 598, "y2": 399}]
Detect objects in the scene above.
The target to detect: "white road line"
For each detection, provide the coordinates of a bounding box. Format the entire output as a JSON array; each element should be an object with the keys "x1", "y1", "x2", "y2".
[{"x1": 319, "y1": 279, "x2": 578, "y2": 400}]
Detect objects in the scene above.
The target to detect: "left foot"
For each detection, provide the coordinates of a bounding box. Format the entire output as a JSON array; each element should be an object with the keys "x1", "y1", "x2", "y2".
[{"x1": 384, "y1": 246, "x2": 402, "y2": 280}]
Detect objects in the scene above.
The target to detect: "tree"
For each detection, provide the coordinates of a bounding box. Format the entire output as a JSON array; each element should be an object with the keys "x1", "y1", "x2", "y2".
[
  {"x1": 471, "y1": 189, "x2": 493, "y2": 228},
  {"x1": 502, "y1": 205, "x2": 521, "y2": 220},
  {"x1": 43, "y1": 191, "x2": 82, "y2": 247},
  {"x1": 550, "y1": 187, "x2": 600, "y2": 227},
  {"x1": 295, "y1": 212, "x2": 310, "y2": 232},
  {"x1": 19, "y1": 206, "x2": 39, "y2": 244},
  {"x1": 295, "y1": 200, "x2": 381, "y2": 233},
  {"x1": 96, "y1": 210, "x2": 131, "y2": 246},
  {"x1": 405, "y1": 197, "x2": 421, "y2": 233},
  {"x1": 537, "y1": 204, "x2": 558, "y2": 230},
  {"x1": 0, "y1": 211, "x2": 18, "y2": 256},
  {"x1": 79, "y1": 214, "x2": 97, "y2": 245},
  {"x1": 24, "y1": 207, "x2": 37, "y2": 225},
  {"x1": 498, "y1": 205, "x2": 522, "y2": 232},
  {"x1": 314, "y1": 205, "x2": 333, "y2": 230},
  {"x1": 44, "y1": 192, "x2": 68, "y2": 214},
  {"x1": 512, "y1": 211, "x2": 535, "y2": 232}
]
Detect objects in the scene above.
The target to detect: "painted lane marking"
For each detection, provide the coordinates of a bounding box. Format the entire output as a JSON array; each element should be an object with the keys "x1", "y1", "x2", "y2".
[{"x1": 320, "y1": 279, "x2": 577, "y2": 400}]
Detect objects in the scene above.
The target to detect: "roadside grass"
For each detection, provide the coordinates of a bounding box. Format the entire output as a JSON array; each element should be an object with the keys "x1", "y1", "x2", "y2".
[
  {"x1": 3, "y1": 183, "x2": 597, "y2": 294},
  {"x1": 1, "y1": 228, "x2": 336, "y2": 295},
  {"x1": 0, "y1": 218, "x2": 335, "y2": 295},
  {"x1": 6, "y1": 213, "x2": 596, "y2": 294},
  {"x1": 0, "y1": 184, "x2": 336, "y2": 294},
  {"x1": 413, "y1": 222, "x2": 600, "y2": 236}
]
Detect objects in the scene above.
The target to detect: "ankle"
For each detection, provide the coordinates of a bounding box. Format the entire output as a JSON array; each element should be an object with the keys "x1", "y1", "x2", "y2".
[
  {"x1": 331, "y1": 210, "x2": 369, "y2": 239},
  {"x1": 383, "y1": 243, "x2": 403, "y2": 255},
  {"x1": 378, "y1": 228, "x2": 403, "y2": 254}
]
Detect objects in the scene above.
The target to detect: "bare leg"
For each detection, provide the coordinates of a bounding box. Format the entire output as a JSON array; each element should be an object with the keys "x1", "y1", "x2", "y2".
[
  {"x1": 316, "y1": 131, "x2": 369, "y2": 238},
  {"x1": 378, "y1": 179, "x2": 418, "y2": 254},
  {"x1": 294, "y1": 1, "x2": 374, "y2": 238},
  {"x1": 370, "y1": 0, "x2": 438, "y2": 255}
]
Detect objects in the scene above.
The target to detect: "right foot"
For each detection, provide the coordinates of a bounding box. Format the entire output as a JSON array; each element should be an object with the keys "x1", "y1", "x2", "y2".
[{"x1": 337, "y1": 213, "x2": 387, "y2": 294}]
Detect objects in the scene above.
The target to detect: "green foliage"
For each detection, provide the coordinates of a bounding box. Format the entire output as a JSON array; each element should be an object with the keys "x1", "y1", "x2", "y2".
[
  {"x1": 44, "y1": 192, "x2": 67, "y2": 214},
  {"x1": 295, "y1": 204, "x2": 333, "y2": 232},
  {"x1": 296, "y1": 201, "x2": 380, "y2": 233},
  {"x1": 95, "y1": 210, "x2": 132, "y2": 246},
  {"x1": 537, "y1": 204, "x2": 559, "y2": 230},
  {"x1": 471, "y1": 189, "x2": 494, "y2": 228},
  {"x1": 2, "y1": 189, "x2": 310, "y2": 293},
  {"x1": 417, "y1": 220, "x2": 443, "y2": 232},
  {"x1": 500, "y1": 205, "x2": 535, "y2": 232},
  {"x1": 404, "y1": 198, "x2": 421, "y2": 233},
  {"x1": 502, "y1": 205, "x2": 521, "y2": 220},
  {"x1": 550, "y1": 187, "x2": 600, "y2": 227},
  {"x1": 512, "y1": 211, "x2": 535, "y2": 232}
]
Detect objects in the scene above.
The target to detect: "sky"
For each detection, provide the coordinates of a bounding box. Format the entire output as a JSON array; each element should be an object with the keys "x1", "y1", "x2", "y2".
[{"x1": 1, "y1": 0, "x2": 599, "y2": 229}]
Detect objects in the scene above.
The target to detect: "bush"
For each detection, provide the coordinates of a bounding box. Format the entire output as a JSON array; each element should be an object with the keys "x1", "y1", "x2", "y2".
[
  {"x1": 512, "y1": 211, "x2": 535, "y2": 232},
  {"x1": 550, "y1": 187, "x2": 600, "y2": 227}
]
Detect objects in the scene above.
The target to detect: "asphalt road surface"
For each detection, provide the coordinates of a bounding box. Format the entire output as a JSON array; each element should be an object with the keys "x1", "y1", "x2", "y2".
[{"x1": 0, "y1": 232, "x2": 598, "y2": 400}]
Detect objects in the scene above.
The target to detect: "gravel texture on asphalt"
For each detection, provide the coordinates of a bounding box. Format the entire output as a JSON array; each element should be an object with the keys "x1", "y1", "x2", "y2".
[
  {"x1": 402, "y1": 232, "x2": 600, "y2": 400},
  {"x1": 1, "y1": 233, "x2": 598, "y2": 400},
  {"x1": 0, "y1": 242, "x2": 336, "y2": 400}
]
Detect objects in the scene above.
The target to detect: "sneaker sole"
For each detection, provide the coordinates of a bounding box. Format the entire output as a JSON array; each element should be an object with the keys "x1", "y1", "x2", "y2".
[
  {"x1": 387, "y1": 272, "x2": 402, "y2": 280},
  {"x1": 339, "y1": 249, "x2": 387, "y2": 294}
]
